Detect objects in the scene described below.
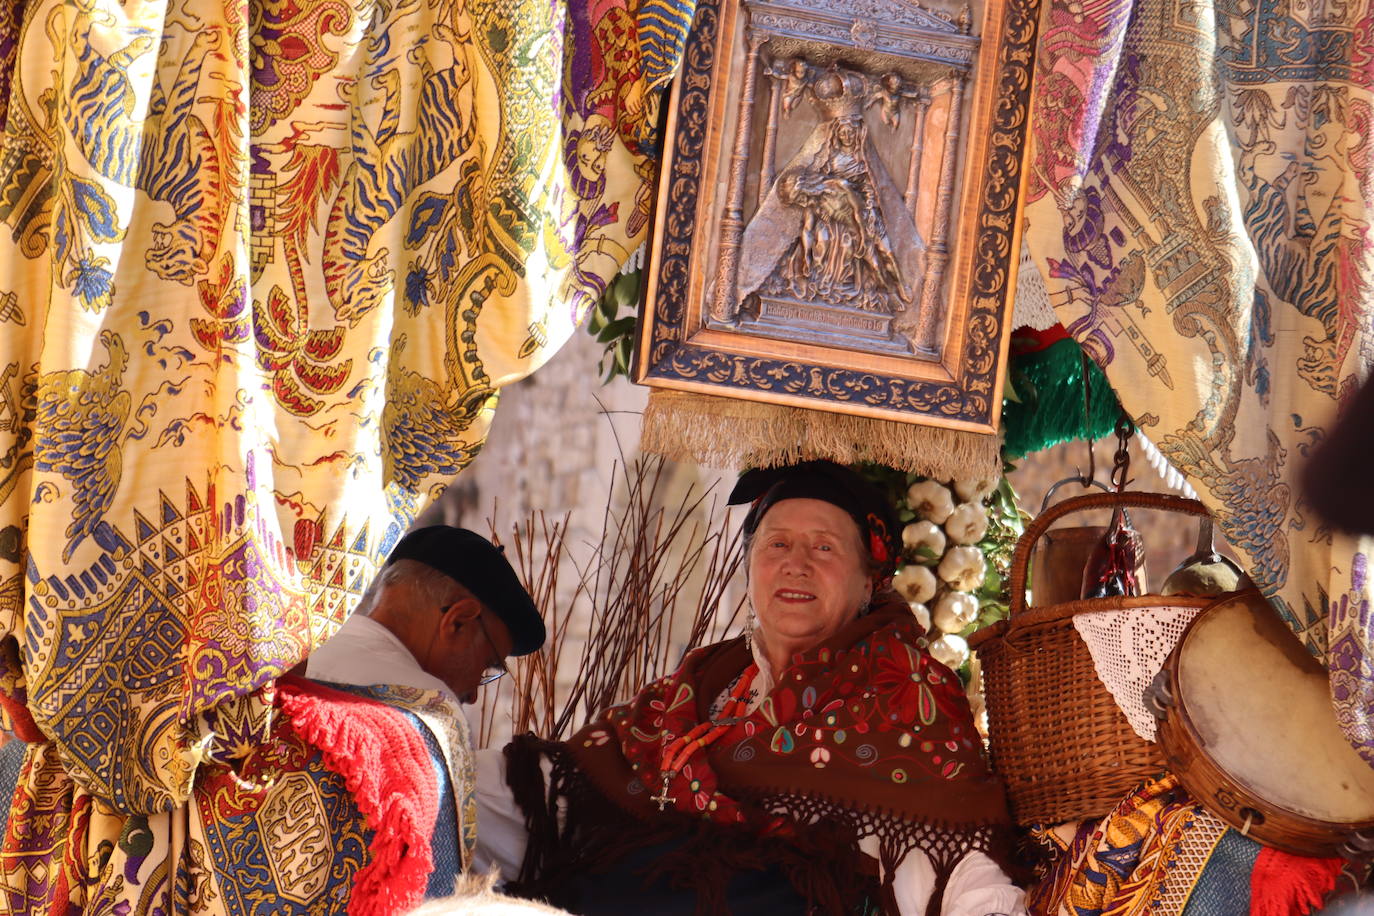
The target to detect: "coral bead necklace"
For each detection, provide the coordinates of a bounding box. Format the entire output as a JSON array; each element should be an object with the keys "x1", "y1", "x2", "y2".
[{"x1": 650, "y1": 663, "x2": 759, "y2": 812}]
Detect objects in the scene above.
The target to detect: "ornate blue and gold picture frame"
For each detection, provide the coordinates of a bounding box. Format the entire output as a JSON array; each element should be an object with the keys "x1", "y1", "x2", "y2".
[{"x1": 634, "y1": 0, "x2": 1041, "y2": 433}]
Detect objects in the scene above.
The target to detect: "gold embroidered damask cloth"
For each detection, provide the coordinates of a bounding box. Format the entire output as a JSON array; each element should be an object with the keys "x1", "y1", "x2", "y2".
[
  {"x1": 0, "y1": 683, "x2": 473, "y2": 915},
  {"x1": 0, "y1": 0, "x2": 685, "y2": 821},
  {"x1": 1023, "y1": 0, "x2": 1374, "y2": 762}
]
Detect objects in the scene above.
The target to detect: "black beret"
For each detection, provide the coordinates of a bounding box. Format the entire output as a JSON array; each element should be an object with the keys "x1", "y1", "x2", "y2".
[
  {"x1": 727, "y1": 460, "x2": 900, "y2": 575},
  {"x1": 387, "y1": 526, "x2": 545, "y2": 656}
]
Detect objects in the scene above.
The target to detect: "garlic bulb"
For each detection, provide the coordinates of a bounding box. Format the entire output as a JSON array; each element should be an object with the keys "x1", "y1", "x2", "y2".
[
  {"x1": 929, "y1": 634, "x2": 970, "y2": 670},
  {"x1": 944, "y1": 502, "x2": 989, "y2": 546},
  {"x1": 893, "y1": 563, "x2": 938, "y2": 604},
  {"x1": 932, "y1": 589, "x2": 979, "y2": 634},
  {"x1": 901, "y1": 520, "x2": 947, "y2": 560},
  {"x1": 954, "y1": 476, "x2": 998, "y2": 503},
  {"x1": 906, "y1": 480, "x2": 955, "y2": 524},
  {"x1": 908, "y1": 601, "x2": 932, "y2": 634},
  {"x1": 938, "y1": 546, "x2": 986, "y2": 591}
]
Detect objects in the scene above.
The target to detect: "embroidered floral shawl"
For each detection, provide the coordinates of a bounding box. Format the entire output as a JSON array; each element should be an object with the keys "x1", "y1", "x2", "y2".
[{"x1": 512, "y1": 598, "x2": 1010, "y2": 915}]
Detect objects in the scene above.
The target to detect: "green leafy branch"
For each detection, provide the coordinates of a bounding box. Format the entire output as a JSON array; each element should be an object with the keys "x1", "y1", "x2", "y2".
[{"x1": 585, "y1": 269, "x2": 641, "y2": 383}]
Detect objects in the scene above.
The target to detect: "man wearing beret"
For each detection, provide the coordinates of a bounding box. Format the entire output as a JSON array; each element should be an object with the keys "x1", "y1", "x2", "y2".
[
  {"x1": 307, "y1": 525, "x2": 546, "y2": 702},
  {"x1": 301, "y1": 525, "x2": 546, "y2": 905}
]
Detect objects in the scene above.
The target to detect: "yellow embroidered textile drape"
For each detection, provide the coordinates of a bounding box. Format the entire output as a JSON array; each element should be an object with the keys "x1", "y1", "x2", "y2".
[{"x1": 0, "y1": 0, "x2": 665, "y2": 813}]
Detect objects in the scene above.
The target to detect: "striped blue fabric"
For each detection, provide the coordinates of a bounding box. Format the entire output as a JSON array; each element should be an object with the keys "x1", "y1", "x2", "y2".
[{"x1": 638, "y1": 0, "x2": 697, "y2": 88}]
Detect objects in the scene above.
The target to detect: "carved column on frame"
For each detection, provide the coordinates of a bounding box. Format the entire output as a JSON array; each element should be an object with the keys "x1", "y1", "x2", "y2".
[
  {"x1": 903, "y1": 87, "x2": 933, "y2": 215},
  {"x1": 710, "y1": 26, "x2": 766, "y2": 325},
  {"x1": 759, "y1": 59, "x2": 785, "y2": 197},
  {"x1": 915, "y1": 71, "x2": 967, "y2": 352}
]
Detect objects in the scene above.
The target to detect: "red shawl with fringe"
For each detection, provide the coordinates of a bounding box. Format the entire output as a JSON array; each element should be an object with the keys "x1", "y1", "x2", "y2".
[
  {"x1": 549, "y1": 596, "x2": 1010, "y2": 912},
  {"x1": 573, "y1": 597, "x2": 1005, "y2": 828},
  {"x1": 277, "y1": 676, "x2": 438, "y2": 916}
]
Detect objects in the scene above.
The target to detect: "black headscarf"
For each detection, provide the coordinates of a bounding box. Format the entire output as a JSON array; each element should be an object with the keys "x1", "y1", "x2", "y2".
[{"x1": 727, "y1": 461, "x2": 900, "y2": 577}]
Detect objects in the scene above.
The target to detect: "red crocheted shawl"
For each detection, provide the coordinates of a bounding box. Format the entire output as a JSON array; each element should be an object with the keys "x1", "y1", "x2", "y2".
[
  {"x1": 277, "y1": 676, "x2": 439, "y2": 916},
  {"x1": 567, "y1": 597, "x2": 1009, "y2": 833}
]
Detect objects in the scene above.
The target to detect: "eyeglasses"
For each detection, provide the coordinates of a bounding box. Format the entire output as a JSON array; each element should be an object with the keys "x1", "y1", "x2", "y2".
[{"x1": 474, "y1": 614, "x2": 509, "y2": 686}]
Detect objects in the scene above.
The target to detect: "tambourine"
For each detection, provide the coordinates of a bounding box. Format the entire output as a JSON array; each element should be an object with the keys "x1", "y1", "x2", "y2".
[{"x1": 1146, "y1": 591, "x2": 1374, "y2": 857}]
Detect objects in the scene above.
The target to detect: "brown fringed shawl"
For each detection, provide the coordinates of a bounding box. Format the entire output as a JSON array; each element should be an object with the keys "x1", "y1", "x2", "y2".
[{"x1": 507, "y1": 599, "x2": 1011, "y2": 915}]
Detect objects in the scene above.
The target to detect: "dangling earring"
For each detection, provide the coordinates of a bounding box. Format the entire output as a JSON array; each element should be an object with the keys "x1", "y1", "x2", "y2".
[{"x1": 745, "y1": 606, "x2": 756, "y2": 652}]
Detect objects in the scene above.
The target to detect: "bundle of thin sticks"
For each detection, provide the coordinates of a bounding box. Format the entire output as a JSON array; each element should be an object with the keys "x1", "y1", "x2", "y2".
[{"x1": 475, "y1": 458, "x2": 747, "y2": 748}]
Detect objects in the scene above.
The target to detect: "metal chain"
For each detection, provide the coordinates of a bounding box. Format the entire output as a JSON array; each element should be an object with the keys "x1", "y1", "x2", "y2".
[
  {"x1": 1111, "y1": 412, "x2": 1135, "y2": 492},
  {"x1": 1078, "y1": 349, "x2": 1097, "y2": 487}
]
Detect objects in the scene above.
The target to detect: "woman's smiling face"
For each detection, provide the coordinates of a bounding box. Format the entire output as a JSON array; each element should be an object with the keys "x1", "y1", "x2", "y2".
[{"x1": 747, "y1": 498, "x2": 872, "y2": 663}]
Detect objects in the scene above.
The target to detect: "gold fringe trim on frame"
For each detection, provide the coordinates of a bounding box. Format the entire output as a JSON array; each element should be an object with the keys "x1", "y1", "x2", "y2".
[{"x1": 640, "y1": 389, "x2": 1002, "y2": 479}]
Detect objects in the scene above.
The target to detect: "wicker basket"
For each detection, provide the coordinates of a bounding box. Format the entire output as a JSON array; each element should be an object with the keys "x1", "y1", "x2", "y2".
[{"x1": 969, "y1": 490, "x2": 1213, "y2": 826}]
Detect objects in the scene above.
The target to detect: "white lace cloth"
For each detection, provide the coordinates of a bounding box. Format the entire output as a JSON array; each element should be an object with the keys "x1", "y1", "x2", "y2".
[{"x1": 1072, "y1": 605, "x2": 1203, "y2": 741}]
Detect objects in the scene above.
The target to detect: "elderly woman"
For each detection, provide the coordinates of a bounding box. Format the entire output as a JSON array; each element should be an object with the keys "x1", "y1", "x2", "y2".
[{"x1": 483, "y1": 461, "x2": 1024, "y2": 916}]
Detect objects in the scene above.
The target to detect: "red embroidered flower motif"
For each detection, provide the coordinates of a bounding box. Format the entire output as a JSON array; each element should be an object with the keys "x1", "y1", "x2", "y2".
[
  {"x1": 872, "y1": 653, "x2": 935, "y2": 725},
  {"x1": 681, "y1": 764, "x2": 712, "y2": 812}
]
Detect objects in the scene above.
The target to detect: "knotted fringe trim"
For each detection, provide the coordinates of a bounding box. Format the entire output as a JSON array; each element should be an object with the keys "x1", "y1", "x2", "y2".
[
  {"x1": 504, "y1": 737, "x2": 884, "y2": 916},
  {"x1": 505, "y1": 736, "x2": 1008, "y2": 916},
  {"x1": 1249, "y1": 845, "x2": 1343, "y2": 916},
  {"x1": 277, "y1": 677, "x2": 438, "y2": 916},
  {"x1": 641, "y1": 389, "x2": 1002, "y2": 479}
]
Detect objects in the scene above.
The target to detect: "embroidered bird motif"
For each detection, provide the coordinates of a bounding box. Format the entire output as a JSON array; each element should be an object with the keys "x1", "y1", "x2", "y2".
[
  {"x1": 25, "y1": 330, "x2": 131, "y2": 561},
  {"x1": 381, "y1": 334, "x2": 477, "y2": 492},
  {"x1": 1157, "y1": 430, "x2": 1290, "y2": 595}
]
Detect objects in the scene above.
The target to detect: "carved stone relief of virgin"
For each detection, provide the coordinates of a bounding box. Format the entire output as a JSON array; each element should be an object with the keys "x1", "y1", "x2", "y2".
[
  {"x1": 752, "y1": 112, "x2": 920, "y2": 313},
  {"x1": 719, "y1": 57, "x2": 963, "y2": 356}
]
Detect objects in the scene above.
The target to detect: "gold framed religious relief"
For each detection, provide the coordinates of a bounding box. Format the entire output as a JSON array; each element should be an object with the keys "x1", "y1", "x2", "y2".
[{"x1": 633, "y1": 0, "x2": 1041, "y2": 432}]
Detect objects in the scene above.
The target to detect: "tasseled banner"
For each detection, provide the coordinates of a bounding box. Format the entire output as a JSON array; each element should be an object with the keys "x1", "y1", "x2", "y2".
[
  {"x1": 1001, "y1": 332, "x2": 1121, "y2": 459},
  {"x1": 640, "y1": 389, "x2": 1002, "y2": 481},
  {"x1": 277, "y1": 676, "x2": 438, "y2": 916},
  {"x1": 1248, "y1": 845, "x2": 1343, "y2": 916}
]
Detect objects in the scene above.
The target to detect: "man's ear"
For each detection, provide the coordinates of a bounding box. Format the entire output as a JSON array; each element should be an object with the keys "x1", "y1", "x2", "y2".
[{"x1": 439, "y1": 596, "x2": 482, "y2": 635}]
